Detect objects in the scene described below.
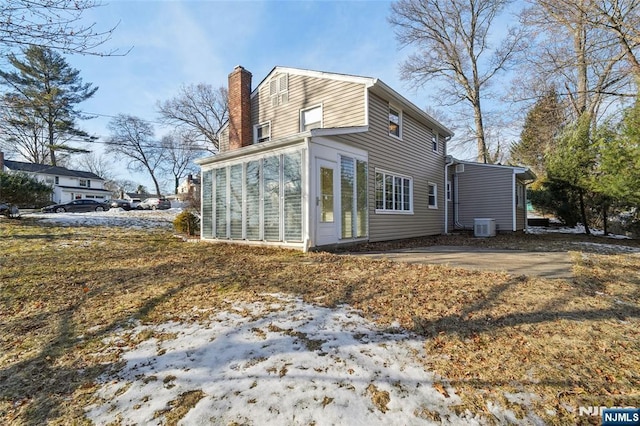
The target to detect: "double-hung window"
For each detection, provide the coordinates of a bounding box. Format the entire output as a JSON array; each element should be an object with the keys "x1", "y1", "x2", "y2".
[
  {"x1": 254, "y1": 122, "x2": 271, "y2": 143},
  {"x1": 375, "y1": 170, "x2": 412, "y2": 213},
  {"x1": 300, "y1": 105, "x2": 322, "y2": 132},
  {"x1": 431, "y1": 132, "x2": 438, "y2": 152},
  {"x1": 389, "y1": 105, "x2": 402, "y2": 138},
  {"x1": 428, "y1": 183, "x2": 438, "y2": 209}
]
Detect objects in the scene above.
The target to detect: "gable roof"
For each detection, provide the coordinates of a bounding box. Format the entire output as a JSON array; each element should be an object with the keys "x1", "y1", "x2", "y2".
[
  {"x1": 3, "y1": 159, "x2": 105, "y2": 180},
  {"x1": 254, "y1": 66, "x2": 454, "y2": 138}
]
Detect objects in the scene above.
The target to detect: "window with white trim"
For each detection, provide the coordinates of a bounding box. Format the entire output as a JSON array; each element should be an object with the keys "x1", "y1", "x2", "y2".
[
  {"x1": 269, "y1": 73, "x2": 289, "y2": 107},
  {"x1": 428, "y1": 183, "x2": 438, "y2": 208},
  {"x1": 375, "y1": 170, "x2": 412, "y2": 213},
  {"x1": 300, "y1": 105, "x2": 322, "y2": 132},
  {"x1": 431, "y1": 132, "x2": 438, "y2": 152},
  {"x1": 389, "y1": 105, "x2": 402, "y2": 138},
  {"x1": 446, "y1": 180, "x2": 452, "y2": 201},
  {"x1": 254, "y1": 122, "x2": 271, "y2": 143},
  {"x1": 79, "y1": 179, "x2": 88, "y2": 187}
]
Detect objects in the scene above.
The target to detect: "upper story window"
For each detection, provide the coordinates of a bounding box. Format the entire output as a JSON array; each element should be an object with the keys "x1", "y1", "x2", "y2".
[
  {"x1": 79, "y1": 179, "x2": 88, "y2": 187},
  {"x1": 300, "y1": 105, "x2": 322, "y2": 132},
  {"x1": 270, "y1": 73, "x2": 289, "y2": 107},
  {"x1": 432, "y1": 132, "x2": 439, "y2": 152},
  {"x1": 389, "y1": 105, "x2": 402, "y2": 139},
  {"x1": 54, "y1": 176, "x2": 59, "y2": 184},
  {"x1": 254, "y1": 122, "x2": 271, "y2": 143}
]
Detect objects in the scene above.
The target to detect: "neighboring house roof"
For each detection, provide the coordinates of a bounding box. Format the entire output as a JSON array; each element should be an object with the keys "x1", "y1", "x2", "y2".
[
  {"x1": 57, "y1": 185, "x2": 111, "y2": 193},
  {"x1": 3, "y1": 159, "x2": 105, "y2": 180},
  {"x1": 216, "y1": 65, "x2": 454, "y2": 141}
]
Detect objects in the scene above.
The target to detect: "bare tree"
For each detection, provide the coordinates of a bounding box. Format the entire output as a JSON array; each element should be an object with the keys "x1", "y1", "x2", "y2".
[
  {"x1": 106, "y1": 114, "x2": 165, "y2": 196},
  {"x1": 583, "y1": 0, "x2": 640, "y2": 77},
  {"x1": 72, "y1": 152, "x2": 115, "y2": 181},
  {"x1": 160, "y1": 130, "x2": 202, "y2": 195},
  {"x1": 0, "y1": 97, "x2": 49, "y2": 163},
  {"x1": 157, "y1": 84, "x2": 228, "y2": 154},
  {"x1": 515, "y1": 0, "x2": 634, "y2": 123},
  {"x1": 389, "y1": 0, "x2": 526, "y2": 163},
  {"x1": 0, "y1": 0, "x2": 126, "y2": 56}
]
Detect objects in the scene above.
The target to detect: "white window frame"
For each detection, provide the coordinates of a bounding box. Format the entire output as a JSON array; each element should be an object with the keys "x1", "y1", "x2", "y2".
[
  {"x1": 300, "y1": 104, "x2": 323, "y2": 132},
  {"x1": 388, "y1": 104, "x2": 402, "y2": 139},
  {"x1": 446, "y1": 180, "x2": 452, "y2": 202},
  {"x1": 254, "y1": 121, "x2": 271, "y2": 144},
  {"x1": 432, "y1": 132, "x2": 438, "y2": 153},
  {"x1": 428, "y1": 182, "x2": 438, "y2": 209},
  {"x1": 375, "y1": 169, "x2": 413, "y2": 214},
  {"x1": 79, "y1": 179, "x2": 87, "y2": 187}
]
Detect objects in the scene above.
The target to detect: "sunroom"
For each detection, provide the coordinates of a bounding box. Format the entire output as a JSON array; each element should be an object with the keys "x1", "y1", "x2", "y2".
[{"x1": 197, "y1": 136, "x2": 369, "y2": 251}]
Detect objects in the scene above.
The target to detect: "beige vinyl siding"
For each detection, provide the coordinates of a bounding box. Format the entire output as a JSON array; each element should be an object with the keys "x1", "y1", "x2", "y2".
[
  {"x1": 253, "y1": 73, "x2": 367, "y2": 140},
  {"x1": 218, "y1": 126, "x2": 229, "y2": 153},
  {"x1": 337, "y1": 93, "x2": 445, "y2": 242},
  {"x1": 454, "y1": 164, "x2": 514, "y2": 232}
]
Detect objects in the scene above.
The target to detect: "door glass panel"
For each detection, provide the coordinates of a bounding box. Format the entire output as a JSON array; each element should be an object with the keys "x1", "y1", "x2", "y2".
[{"x1": 320, "y1": 166, "x2": 334, "y2": 223}]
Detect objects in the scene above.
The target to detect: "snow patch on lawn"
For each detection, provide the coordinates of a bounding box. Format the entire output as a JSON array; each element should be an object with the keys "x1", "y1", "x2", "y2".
[
  {"x1": 26, "y1": 208, "x2": 180, "y2": 229},
  {"x1": 86, "y1": 294, "x2": 503, "y2": 425}
]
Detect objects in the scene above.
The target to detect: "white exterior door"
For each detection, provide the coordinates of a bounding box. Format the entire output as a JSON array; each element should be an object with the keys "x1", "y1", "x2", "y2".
[{"x1": 315, "y1": 159, "x2": 338, "y2": 246}]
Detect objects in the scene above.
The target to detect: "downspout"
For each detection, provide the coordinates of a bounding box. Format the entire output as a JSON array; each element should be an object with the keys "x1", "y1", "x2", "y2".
[
  {"x1": 512, "y1": 172, "x2": 517, "y2": 232},
  {"x1": 444, "y1": 155, "x2": 454, "y2": 234}
]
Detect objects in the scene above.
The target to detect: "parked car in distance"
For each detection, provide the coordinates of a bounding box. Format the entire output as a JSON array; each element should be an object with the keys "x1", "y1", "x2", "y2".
[
  {"x1": 0, "y1": 202, "x2": 20, "y2": 218},
  {"x1": 41, "y1": 199, "x2": 110, "y2": 213},
  {"x1": 110, "y1": 199, "x2": 132, "y2": 210},
  {"x1": 138, "y1": 197, "x2": 171, "y2": 210},
  {"x1": 129, "y1": 198, "x2": 142, "y2": 209}
]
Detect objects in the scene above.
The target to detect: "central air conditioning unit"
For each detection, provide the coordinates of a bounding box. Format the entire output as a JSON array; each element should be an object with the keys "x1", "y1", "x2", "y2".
[{"x1": 474, "y1": 218, "x2": 496, "y2": 237}]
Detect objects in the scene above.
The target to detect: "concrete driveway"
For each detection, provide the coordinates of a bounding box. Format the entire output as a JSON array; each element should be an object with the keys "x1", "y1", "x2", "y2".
[{"x1": 351, "y1": 246, "x2": 573, "y2": 279}]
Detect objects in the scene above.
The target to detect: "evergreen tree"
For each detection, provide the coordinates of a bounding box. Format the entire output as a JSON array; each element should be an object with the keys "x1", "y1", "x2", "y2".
[
  {"x1": 545, "y1": 113, "x2": 597, "y2": 234},
  {"x1": 510, "y1": 88, "x2": 566, "y2": 187},
  {"x1": 0, "y1": 46, "x2": 97, "y2": 166},
  {"x1": 0, "y1": 171, "x2": 52, "y2": 207},
  {"x1": 594, "y1": 95, "x2": 640, "y2": 206}
]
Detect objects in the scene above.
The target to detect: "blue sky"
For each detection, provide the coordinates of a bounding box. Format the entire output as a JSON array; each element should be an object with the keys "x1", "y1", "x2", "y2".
[{"x1": 65, "y1": 0, "x2": 511, "y2": 190}]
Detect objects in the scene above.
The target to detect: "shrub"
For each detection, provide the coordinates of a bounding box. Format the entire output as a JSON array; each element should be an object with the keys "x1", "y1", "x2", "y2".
[{"x1": 173, "y1": 210, "x2": 200, "y2": 236}]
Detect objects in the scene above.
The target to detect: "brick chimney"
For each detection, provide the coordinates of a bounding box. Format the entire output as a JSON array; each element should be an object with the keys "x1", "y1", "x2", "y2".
[{"x1": 228, "y1": 65, "x2": 253, "y2": 150}]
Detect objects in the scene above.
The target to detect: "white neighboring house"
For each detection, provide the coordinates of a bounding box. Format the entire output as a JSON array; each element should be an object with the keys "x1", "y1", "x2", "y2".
[{"x1": 0, "y1": 153, "x2": 111, "y2": 203}]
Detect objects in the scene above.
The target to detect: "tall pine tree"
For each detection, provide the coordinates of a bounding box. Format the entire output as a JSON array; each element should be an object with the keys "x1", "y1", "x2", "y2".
[
  {"x1": 0, "y1": 46, "x2": 97, "y2": 166},
  {"x1": 510, "y1": 88, "x2": 565, "y2": 187}
]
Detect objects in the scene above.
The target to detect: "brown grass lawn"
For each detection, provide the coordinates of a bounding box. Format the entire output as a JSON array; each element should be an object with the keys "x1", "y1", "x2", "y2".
[{"x1": 1, "y1": 218, "x2": 639, "y2": 425}]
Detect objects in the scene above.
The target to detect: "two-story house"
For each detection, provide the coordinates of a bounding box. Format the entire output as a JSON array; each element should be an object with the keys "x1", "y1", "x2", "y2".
[
  {"x1": 196, "y1": 66, "x2": 534, "y2": 250},
  {"x1": 0, "y1": 153, "x2": 111, "y2": 203}
]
